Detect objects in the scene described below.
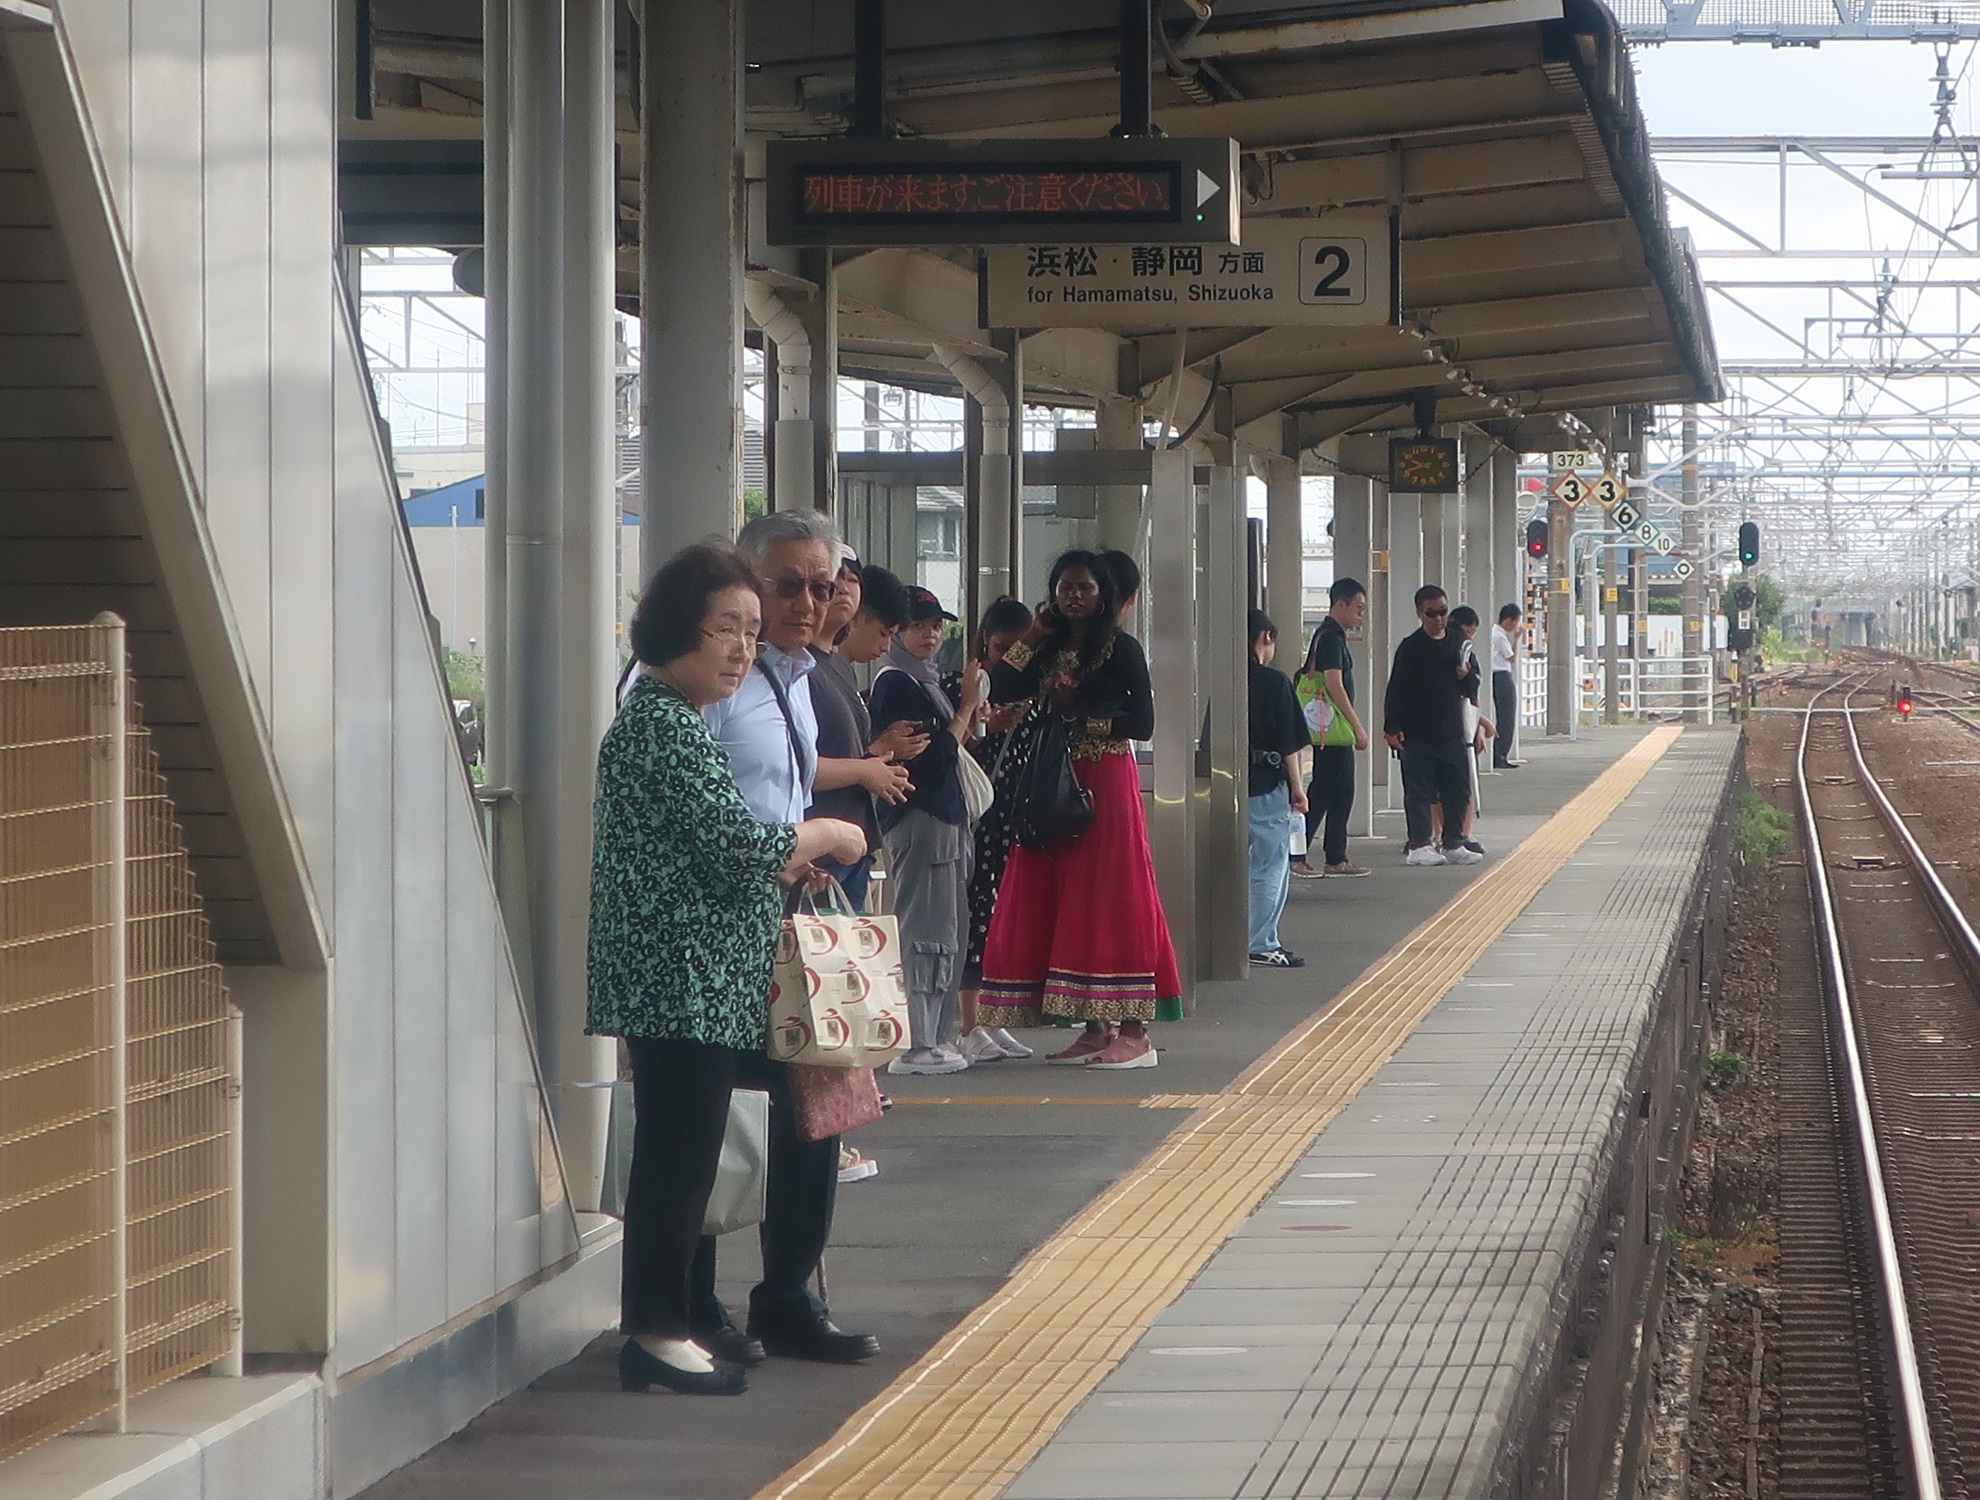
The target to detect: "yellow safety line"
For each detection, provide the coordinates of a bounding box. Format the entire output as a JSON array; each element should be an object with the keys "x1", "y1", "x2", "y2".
[{"x1": 758, "y1": 726, "x2": 1682, "y2": 1500}]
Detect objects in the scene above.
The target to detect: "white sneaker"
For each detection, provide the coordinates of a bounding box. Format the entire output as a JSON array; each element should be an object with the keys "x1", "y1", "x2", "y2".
[
  {"x1": 887, "y1": 1048, "x2": 968, "y2": 1076},
  {"x1": 958, "y1": 1028, "x2": 1008, "y2": 1064},
  {"x1": 988, "y1": 1027, "x2": 1034, "y2": 1059},
  {"x1": 1404, "y1": 844, "x2": 1448, "y2": 867},
  {"x1": 936, "y1": 1043, "x2": 971, "y2": 1068},
  {"x1": 1441, "y1": 845, "x2": 1484, "y2": 865}
]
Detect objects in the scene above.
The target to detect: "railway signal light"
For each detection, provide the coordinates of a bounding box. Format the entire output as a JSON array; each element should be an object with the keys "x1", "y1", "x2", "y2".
[
  {"x1": 1526, "y1": 518, "x2": 1547, "y2": 559},
  {"x1": 1896, "y1": 683, "x2": 1914, "y2": 716},
  {"x1": 1737, "y1": 521, "x2": 1760, "y2": 568}
]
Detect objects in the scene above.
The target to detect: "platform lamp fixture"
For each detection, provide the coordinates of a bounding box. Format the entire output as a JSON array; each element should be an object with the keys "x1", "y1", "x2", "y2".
[{"x1": 1737, "y1": 521, "x2": 1760, "y2": 568}]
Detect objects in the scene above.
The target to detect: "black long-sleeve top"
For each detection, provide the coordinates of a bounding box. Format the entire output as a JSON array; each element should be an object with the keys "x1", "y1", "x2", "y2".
[
  {"x1": 991, "y1": 629, "x2": 1155, "y2": 754},
  {"x1": 1383, "y1": 628, "x2": 1469, "y2": 744},
  {"x1": 867, "y1": 669, "x2": 967, "y2": 830}
]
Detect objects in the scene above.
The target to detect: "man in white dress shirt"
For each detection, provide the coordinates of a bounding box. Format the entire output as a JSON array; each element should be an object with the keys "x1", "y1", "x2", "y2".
[{"x1": 1490, "y1": 604, "x2": 1522, "y2": 769}]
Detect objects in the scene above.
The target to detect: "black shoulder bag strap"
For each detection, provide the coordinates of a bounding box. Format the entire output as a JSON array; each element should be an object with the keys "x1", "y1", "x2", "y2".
[{"x1": 755, "y1": 656, "x2": 813, "y2": 793}]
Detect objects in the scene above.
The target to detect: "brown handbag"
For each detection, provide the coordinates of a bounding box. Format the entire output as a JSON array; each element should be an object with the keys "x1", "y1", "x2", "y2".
[{"x1": 786, "y1": 1062, "x2": 884, "y2": 1143}]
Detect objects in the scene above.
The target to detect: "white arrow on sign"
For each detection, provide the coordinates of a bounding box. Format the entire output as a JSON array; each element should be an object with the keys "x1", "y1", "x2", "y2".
[{"x1": 1196, "y1": 170, "x2": 1220, "y2": 207}]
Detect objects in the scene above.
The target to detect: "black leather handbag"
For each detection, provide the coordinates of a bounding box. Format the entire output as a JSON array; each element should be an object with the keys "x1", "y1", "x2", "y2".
[{"x1": 1008, "y1": 710, "x2": 1094, "y2": 850}]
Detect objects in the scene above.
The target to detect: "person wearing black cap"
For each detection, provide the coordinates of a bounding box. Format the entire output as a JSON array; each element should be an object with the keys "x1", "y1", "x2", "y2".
[{"x1": 868, "y1": 586, "x2": 987, "y2": 1074}]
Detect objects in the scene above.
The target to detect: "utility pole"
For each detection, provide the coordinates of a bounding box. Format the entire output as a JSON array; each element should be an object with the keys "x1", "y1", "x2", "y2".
[{"x1": 1680, "y1": 405, "x2": 1704, "y2": 721}]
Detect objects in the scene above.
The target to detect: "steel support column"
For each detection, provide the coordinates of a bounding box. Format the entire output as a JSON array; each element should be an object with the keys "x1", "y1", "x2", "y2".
[
  {"x1": 1602, "y1": 544, "x2": 1620, "y2": 725},
  {"x1": 553, "y1": 0, "x2": 618, "y2": 1209},
  {"x1": 1462, "y1": 436, "x2": 1494, "y2": 623},
  {"x1": 1097, "y1": 394, "x2": 1145, "y2": 557},
  {"x1": 1492, "y1": 447, "x2": 1521, "y2": 757},
  {"x1": 482, "y1": 0, "x2": 510, "y2": 787},
  {"x1": 1148, "y1": 447, "x2": 1198, "y2": 993},
  {"x1": 1330, "y1": 473, "x2": 1376, "y2": 839},
  {"x1": 1200, "y1": 462, "x2": 1247, "y2": 983},
  {"x1": 640, "y1": 0, "x2": 744, "y2": 574},
  {"x1": 1386, "y1": 490, "x2": 1422, "y2": 808},
  {"x1": 1266, "y1": 454, "x2": 1302, "y2": 646}
]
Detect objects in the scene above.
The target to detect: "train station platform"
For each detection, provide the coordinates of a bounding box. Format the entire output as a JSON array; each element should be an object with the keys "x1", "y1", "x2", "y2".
[{"x1": 359, "y1": 724, "x2": 1739, "y2": 1500}]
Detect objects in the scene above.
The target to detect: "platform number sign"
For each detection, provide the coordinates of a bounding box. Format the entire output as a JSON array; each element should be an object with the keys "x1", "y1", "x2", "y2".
[{"x1": 1297, "y1": 236, "x2": 1368, "y2": 306}]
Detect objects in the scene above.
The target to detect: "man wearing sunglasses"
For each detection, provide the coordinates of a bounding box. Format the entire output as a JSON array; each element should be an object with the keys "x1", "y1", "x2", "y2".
[
  {"x1": 697, "y1": 509, "x2": 882, "y2": 1370},
  {"x1": 1382, "y1": 585, "x2": 1483, "y2": 867}
]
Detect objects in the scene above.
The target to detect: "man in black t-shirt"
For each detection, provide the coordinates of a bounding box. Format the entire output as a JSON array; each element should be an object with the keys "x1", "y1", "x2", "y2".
[
  {"x1": 1246, "y1": 609, "x2": 1310, "y2": 968},
  {"x1": 1382, "y1": 585, "x2": 1482, "y2": 867}
]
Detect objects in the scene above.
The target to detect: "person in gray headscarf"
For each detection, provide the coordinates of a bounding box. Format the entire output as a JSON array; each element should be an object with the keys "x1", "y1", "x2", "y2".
[{"x1": 867, "y1": 586, "x2": 987, "y2": 1075}]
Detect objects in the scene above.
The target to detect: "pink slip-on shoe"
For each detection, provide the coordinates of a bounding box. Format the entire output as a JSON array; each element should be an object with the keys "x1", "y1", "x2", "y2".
[{"x1": 1046, "y1": 1026, "x2": 1116, "y2": 1065}]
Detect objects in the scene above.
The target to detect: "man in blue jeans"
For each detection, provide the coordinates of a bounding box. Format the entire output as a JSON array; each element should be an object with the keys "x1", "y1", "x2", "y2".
[{"x1": 1246, "y1": 609, "x2": 1310, "y2": 967}]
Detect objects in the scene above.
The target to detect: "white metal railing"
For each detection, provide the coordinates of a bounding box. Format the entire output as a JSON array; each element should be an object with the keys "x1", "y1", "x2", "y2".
[
  {"x1": 0, "y1": 618, "x2": 240, "y2": 1461},
  {"x1": 1518, "y1": 655, "x2": 1547, "y2": 728},
  {"x1": 1573, "y1": 655, "x2": 1717, "y2": 721}
]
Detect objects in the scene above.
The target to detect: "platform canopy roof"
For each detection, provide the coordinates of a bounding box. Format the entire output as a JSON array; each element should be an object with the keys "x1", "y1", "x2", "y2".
[{"x1": 347, "y1": 0, "x2": 1721, "y2": 454}]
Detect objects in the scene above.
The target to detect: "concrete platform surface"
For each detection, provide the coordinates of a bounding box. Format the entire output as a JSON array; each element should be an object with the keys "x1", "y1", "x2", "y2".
[{"x1": 355, "y1": 728, "x2": 1713, "y2": 1500}]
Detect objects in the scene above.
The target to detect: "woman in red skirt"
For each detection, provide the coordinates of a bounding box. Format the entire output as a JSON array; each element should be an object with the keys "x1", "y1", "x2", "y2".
[{"x1": 976, "y1": 550, "x2": 1182, "y2": 1070}]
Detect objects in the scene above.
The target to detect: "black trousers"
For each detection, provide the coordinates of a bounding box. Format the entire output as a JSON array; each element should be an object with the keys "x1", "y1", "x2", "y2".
[
  {"x1": 1303, "y1": 745, "x2": 1356, "y2": 867},
  {"x1": 1492, "y1": 671, "x2": 1518, "y2": 765},
  {"x1": 1401, "y1": 740, "x2": 1472, "y2": 849},
  {"x1": 621, "y1": 1037, "x2": 838, "y2": 1340}
]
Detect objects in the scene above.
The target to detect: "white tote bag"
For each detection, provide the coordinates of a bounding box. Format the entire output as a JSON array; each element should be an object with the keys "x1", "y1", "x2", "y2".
[
  {"x1": 766, "y1": 881, "x2": 910, "y2": 1068},
  {"x1": 599, "y1": 1083, "x2": 769, "y2": 1237}
]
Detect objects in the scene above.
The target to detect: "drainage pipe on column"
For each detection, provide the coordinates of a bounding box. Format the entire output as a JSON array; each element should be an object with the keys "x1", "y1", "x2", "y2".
[
  {"x1": 745, "y1": 281, "x2": 817, "y2": 511},
  {"x1": 931, "y1": 344, "x2": 1012, "y2": 598}
]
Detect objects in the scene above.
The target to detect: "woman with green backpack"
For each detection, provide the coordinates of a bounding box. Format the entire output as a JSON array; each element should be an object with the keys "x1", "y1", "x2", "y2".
[{"x1": 1289, "y1": 577, "x2": 1372, "y2": 879}]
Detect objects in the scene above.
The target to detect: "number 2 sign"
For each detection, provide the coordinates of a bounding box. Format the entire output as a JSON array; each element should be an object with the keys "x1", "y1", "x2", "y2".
[{"x1": 1298, "y1": 236, "x2": 1367, "y2": 306}]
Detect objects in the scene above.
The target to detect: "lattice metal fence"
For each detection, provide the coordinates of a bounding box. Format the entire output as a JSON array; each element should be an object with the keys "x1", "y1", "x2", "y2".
[{"x1": 0, "y1": 617, "x2": 240, "y2": 1461}]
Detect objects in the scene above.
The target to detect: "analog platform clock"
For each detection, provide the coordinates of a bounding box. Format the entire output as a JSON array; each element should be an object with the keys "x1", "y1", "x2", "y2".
[{"x1": 1387, "y1": 437, "x2": 1460, "y2": 493}]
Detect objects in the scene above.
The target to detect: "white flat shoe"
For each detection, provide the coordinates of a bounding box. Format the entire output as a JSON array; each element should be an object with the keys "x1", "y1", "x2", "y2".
[{"x1": 988, "y1": 1027, "x2": 1034, "y2": 1059}]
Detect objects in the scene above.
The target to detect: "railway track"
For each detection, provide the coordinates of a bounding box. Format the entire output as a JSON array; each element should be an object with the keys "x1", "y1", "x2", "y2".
[{"x1": 1787, "y1": 673, "x2": 1980, "y2": 1498}]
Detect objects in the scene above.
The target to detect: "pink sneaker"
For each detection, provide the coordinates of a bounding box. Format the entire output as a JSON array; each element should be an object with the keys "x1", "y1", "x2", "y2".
[
  {"x1": 1046, "y1": 1027, "x2": 1115, "y2": 1065},
  {"x1": 1085, "y1": 1032, "x2": 1158, "y2": 1070}
]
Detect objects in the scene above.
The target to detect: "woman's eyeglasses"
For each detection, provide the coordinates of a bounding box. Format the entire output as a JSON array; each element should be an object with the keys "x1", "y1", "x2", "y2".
[
  {"x1": 762, "y1": 573, "x2": 838, "y2": 603},
  {"x1": 700, "y1": 625, "x2": 759, "y2": 653}
]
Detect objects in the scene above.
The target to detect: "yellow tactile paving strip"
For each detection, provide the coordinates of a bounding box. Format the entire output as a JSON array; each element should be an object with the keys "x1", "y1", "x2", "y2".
[{"x1": 758, "y1": 727, "x2": 1681, "y2": 1500}]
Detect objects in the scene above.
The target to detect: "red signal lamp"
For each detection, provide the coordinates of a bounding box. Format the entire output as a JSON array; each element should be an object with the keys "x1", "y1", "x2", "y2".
[{"x1": 1897, "y1": 692, "x2": 1914, "y2": 716}]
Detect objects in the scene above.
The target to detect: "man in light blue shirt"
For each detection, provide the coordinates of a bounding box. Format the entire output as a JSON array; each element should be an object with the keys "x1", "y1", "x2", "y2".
[
  {"x1": 703, "y1": 635, "x2": 818, "y2": 823},
  {"x1": 692, "y1": 508, "x2": 881, "y2": 1370}
]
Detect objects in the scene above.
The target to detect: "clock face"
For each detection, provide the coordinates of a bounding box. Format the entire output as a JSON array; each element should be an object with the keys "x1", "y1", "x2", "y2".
[{"x1": 1388, "y1": 438, "x2": 1459, "y2": 493}]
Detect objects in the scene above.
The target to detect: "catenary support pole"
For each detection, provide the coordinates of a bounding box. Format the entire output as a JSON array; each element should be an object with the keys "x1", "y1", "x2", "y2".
[
  {"x1": 553, "y1": 0, "x2": 618, "y2": 1210},
  {"x1": 1096, "y1": 394, "x2": 1144, "y2": 555},
  {"x1": 1546, "y1": 492, "x2": 1573, "y2": 735},
  {"x1": 1603, "y1": 543, "x2": 1620, "y2": 724},
  {"x1": 1680, "y1": 404, "x2": 1703, "y2": 722},
  {"x1": 641, "y1": 0, "x2": 744, "y2": 577},
  {"x1": 798, "y1": 250, "x2": 838, "y2": 517}
]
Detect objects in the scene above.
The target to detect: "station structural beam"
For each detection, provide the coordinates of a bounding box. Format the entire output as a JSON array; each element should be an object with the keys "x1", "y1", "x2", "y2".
[
  {"x1": 1386, "y1": 489, "x2": 1424, "y2": 806},
  {"x1": 1149, "y1": 446, "x2": 1199, "y2": 988},
  {"x1": 1681, "y1": 404, "x2": 1704, "y2": 722},
  {"x1": 1329, "y1": 470, "x2": 1377, "y2": 840},
  {"x1": 1545, "y1": 491, "x2": 1574, "y2": 736},
  {"x1": 1491, "y1": 447, "x2": 1521, "y2": 759}
]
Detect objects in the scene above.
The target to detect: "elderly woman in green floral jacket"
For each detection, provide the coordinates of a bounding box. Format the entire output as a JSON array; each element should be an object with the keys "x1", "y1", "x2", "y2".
[{"x1": 588, "y1": 543, "x2": 863, "y2": 1398}]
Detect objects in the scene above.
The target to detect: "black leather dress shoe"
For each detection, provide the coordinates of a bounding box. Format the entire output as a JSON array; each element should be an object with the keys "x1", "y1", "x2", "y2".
[
  {"x1": 618, "y1": 1338, "x2": 748, "y2": 1395},
  {"x1": 692, "y1": 1322, "x2": 766, "y2": 1368},
  {"x1": 747, "y1": 1313, "x2": 880, "y2": 1364}
]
